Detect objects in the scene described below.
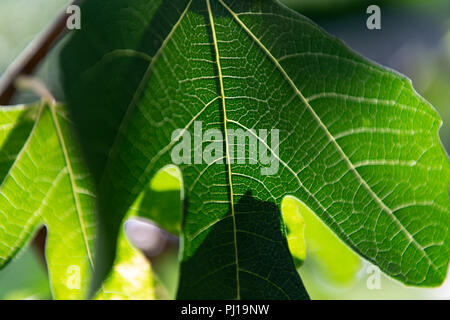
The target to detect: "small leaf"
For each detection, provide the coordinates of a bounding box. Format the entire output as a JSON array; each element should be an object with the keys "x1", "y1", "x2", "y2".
[
  {"x1": 95, "y1": 223, "x2": 155, "y2": 300},
  {"x1": 0, "y1": 102, "x2": 155, "y2": 299},
  {"x1": 0, "y1": 102, "x2": 96, "y2": 299},
  {"x1": 129, "y1": 166, "x2": 183, "y2": 235},
  {"x1": 281, "y1": 196, "x2": 306, "y2": 267},
  {"x1": 285, "y1": 196, "x2": 362, "y2": 285}
]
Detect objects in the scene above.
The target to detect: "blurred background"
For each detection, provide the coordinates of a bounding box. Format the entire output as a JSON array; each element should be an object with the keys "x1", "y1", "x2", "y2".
[{"x1": 0, "y1": 0, "x2": 448, "y2": 299}]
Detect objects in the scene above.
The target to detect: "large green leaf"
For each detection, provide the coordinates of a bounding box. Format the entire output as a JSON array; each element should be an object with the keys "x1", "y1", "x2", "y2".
[
  {"x1": 0, "y1": 102, "x2": 155, "y2": 299},
  {"x1": 61, "y1": 0, "x2": 449, "y2": 299}
]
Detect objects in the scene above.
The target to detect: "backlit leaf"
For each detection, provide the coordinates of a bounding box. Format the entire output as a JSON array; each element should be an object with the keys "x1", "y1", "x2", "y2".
[{"x1": 61, "y1": 0, "x2": 449, "y2": 299}]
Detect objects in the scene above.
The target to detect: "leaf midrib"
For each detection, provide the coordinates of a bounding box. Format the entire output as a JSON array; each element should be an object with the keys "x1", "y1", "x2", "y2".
[
  {"x1": 206, "y1": 0, "x2": 240, "y2": 300},
  {"x1": 49, "y1": 105, "x2": 94, "y2": 269}
]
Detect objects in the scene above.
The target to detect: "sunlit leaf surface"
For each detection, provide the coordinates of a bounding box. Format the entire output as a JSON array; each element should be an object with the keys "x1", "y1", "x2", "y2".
[{"x1": 61, "y1": 0, "x2": 449, "y2": 299}]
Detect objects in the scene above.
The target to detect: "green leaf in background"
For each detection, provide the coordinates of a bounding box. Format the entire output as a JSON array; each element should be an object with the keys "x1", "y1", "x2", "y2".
[
  {"x1": 96, "y1": 168, "x2": 179, "y2": 300},
  {"x1": 0, "y1": 244, "x2": 50, "y2": 300},
  {"x1": 281, "y1": 196, "x2": 307, "y2": 268},
  {"x1": 0, "y1": 101, "x2": 155, "y2": 299},
  {"x1": 129, "y1": 166, "x2": 183, "y2": 235},
  {"x1": 96, "y1": 224, "x2": 155, "y2": 300},
  {"x1": 61, "y1": 0, "x2": 449, "y2": 299},
  {"x1": 283, "y1": 196, "x2": 362, "y2": 285},
  {"x1": 0, "y1": 102, "x2": 96, "y2": 299}
]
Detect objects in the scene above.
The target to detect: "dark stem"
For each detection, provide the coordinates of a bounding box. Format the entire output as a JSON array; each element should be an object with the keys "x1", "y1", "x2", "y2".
[{"x1": 0, "y1": 0, "x2": 78, "y2": 105}]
